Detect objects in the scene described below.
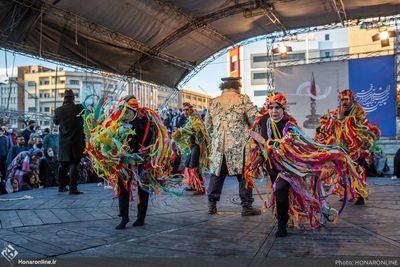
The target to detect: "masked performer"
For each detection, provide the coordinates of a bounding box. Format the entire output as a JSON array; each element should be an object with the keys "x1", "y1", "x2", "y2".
[
  {"x1": 172, "y1": 102, "x2": 209, "y2": 195},
  {"x1": 315, "y1": 89, "x2": 381, "y2": 205},
  {"x1": 84, "y1": 96, "x2": 178, "y2": 229},
  {"x1": 245, "y1": 92, "x2": 365, "y2": 237}
]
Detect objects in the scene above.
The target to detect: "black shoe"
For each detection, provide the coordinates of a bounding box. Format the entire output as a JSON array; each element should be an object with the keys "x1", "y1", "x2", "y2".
[
  {"x1": 115, "y1": 218, "x2": 129, "y2": 230},
  {"x1": 208, "y1": 201, "x2": 217, "y2": 214},
  {"x1": 354, "y1": 197, "x2": 365, "y2": 205},
  {"x1": 241, "y1": 206, "x2": 262, "y2": 216},
  {"x1": 275, "y1": 228, "x2": 288, "y2": 237},
  {"x1": 58, "y1": 187, "x2": 69, "y2": 192},
  {"x1": 132, "y1": 219, "x2": 145, "y2": 227},
  {"x1": 69, "y1": 189, "x2": 83, "y2": 195}
]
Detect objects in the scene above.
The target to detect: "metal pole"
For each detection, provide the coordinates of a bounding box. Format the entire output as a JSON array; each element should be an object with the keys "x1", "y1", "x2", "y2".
[
  {"x1": 35, "y1": 82, "x2": 38, "y2": 112},
  {"x1": 54, "y1": 66, "x2": 58, "y2": 113},
  {"x1": 6, "y1": 79, "x2": 12, "y2": 110}
]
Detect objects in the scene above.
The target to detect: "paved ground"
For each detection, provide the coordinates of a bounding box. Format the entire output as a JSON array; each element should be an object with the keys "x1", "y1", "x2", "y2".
[{"x1": 0, "y1": 177, "x2": 399, "y2": 266}]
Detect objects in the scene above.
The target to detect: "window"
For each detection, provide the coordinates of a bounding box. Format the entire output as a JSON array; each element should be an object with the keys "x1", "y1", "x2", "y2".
[
  {"x1": 40, "y1": 93, "x2": 43, "y2": 98},
  {"x1": 231, "y1": 61, "x2": 237, "y2": 72},
  {"x1": 325, "y1": 34, "x2": 330, "y2": 41},
  {"x1": 44, "y1": 107, "x2": 50, "y2": 112},
  {"x1": 28, "y1": 107, "x2": 36, "y2": 112},
  {"x1": 27, "y1": 81, "x2": 36, "y2": 86},
  {"x1": 286, "y1": 53, "x2": 306, "y2": 60},
  {"x1": 325, "y1": 51, "x2": 330, "y2": 58},
  {"x1": 253, "y1": 72, "x2": 268, "y2": 80},
  {"x1": 251, "y1": 71, "x2": 269, "y2": 85},
  {"x1": 254, "y1": 90, "x2": 268, "y2": 97},
  {"x1": 253, "y1": 55, "x2": 268, "y2": 63},
  {"x1": 70, "y1": 80, "x2": 80, "y2": 85},
  {"x1": 230, "y1": 55, "x2": 238, "y2": 72},
  {"x1": 40, "y1": 80, "x2": 49, "y2": 85}
]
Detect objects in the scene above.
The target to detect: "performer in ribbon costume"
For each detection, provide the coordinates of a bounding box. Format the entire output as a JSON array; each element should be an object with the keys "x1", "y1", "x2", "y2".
[
  {"x1": 172, "y1": 102, "x2": 209, "y2": 194},
  {"x1": 315, "y1": 89, "x2": 381, "y2": 205},
  {"x1": 245, "y1": 92, "x2": 365, "y2": 237},
  {"x1": 83, "y1": 95, "x2": 179, "y2": 229}
]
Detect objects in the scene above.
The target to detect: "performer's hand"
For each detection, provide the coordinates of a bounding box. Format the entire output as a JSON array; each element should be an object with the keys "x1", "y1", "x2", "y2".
[{"x1": 249, "y1": 131, "x2": 266, "y2": 145}]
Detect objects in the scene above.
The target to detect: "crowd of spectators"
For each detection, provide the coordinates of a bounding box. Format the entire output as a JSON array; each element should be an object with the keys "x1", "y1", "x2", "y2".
[{"x1": 0, "y1": 120, "x2": 98, "y2": 194}]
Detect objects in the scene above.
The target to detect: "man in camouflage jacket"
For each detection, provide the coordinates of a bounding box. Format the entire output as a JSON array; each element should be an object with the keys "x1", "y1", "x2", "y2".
[{"x1": 205, "y1": 77, "x2": 261, "y2": 216}]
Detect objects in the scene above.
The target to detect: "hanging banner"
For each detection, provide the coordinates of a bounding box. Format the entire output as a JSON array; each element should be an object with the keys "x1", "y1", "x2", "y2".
[
  {"x1": 349, "y1": 55, "x2": 396, "y2": 137},
  {"x1": 274, "y1": 55, "x2": 396, "y2": 137},
  {"x1": 274, "y1": 61, "x2": 348, "y2": 137}
]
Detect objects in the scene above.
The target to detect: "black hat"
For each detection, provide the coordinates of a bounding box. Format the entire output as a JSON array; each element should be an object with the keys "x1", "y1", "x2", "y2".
[
  {"x1": 221, "y1": 77, "x2": 241, "y2": 82},
  {"x1": 64, "y1": 89, "x2": 75, "y2": 98}
]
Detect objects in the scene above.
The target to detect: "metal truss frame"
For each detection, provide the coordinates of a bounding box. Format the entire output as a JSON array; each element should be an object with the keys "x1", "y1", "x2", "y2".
[{"x1": 178, "y1": 14, "x2": 400, "y2": 89}]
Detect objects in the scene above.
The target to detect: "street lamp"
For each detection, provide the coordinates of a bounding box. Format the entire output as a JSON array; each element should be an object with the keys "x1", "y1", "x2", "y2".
[
  {"x1": 372, "y1": 29, "x2": 396, "y2": 47},
  {"x1": 272, "y1": 44, "x2": 293, "y2": 59}
]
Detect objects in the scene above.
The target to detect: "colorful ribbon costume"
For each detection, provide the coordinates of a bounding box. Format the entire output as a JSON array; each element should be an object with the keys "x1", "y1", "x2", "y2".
[
  {"x1": 83, "y1": 95, "x2": 180, "y2": 200},
  {"x1": 172, "y1": 106, "x2": 209, "y2": 192},
  {"x1": 245, "y1": 93, "x2": 366, "y2": 229},
  {"x1": 315, "y1": 89, "x2": 381, "y2": 200}
]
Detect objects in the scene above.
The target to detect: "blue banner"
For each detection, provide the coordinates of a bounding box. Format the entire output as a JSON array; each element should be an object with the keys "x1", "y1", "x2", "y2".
[{"x1": 349, "y1": 55, "x2": 396, "y2": 137}]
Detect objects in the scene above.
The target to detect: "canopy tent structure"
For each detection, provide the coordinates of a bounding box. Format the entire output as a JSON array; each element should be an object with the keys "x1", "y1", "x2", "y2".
[{"x1": 1, "y1": 0, "x2": 400, "y2": 89}]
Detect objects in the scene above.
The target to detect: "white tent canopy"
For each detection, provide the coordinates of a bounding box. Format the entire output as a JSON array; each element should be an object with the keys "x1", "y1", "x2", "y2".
[{"x1": 1, "y1": 0, "x2": 399, "y2": 88}]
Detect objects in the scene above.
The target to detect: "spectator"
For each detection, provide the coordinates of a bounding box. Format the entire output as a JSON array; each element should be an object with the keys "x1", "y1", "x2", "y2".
[
  {"x1": 29, "y1": 125, "x2": 43, "y2": 144},
  {"x1": 0, "y1": 128, "x2": 10, "y2": 181},
  {"x1": 5, "y1": 178, "x2": 19, "y2": 193},
  {"x1": 21, "y1": 120, "x2": 36, "y2": 148},
  {"x1": 394, "y1": 148, "x2": 400, "y2": 179},
  {"x1": 2, "y1": 125, "x2": 15, "y2": 148},
  {"x1": 43, "y1": 126, "x2": 59, "y2": 159},
  {"x1": 21, "y1": 172, "x2": 38, "y2": 191},
  {"x1": 6, "y1": 149, "x2": 42, "y2": 190},
  {"x1": 176, "y1": 109, "x2": 187, "y2": 128},
  {"x1": 40, "y1": 147, "x2": 59, "y2": 187},
  {"x1": 6, "y1": 134, "x2": 27, "y2": 167},
  {"x1": 32, "y1": 137, "x2": 44, "y2": 150}
]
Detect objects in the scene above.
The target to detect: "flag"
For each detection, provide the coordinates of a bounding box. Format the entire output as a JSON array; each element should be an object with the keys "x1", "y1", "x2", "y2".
[{"x1": 310, "y1": 72, "x2": 316, "y2": 99}]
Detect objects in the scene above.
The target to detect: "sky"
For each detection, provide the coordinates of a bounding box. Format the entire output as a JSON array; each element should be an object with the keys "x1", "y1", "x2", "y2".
[{"x1": 0, "y1": 49, "x2": 228, "y2": 98}]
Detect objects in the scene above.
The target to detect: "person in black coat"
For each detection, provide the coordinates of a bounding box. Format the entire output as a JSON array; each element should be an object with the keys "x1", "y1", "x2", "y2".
[{"x1": 54, "y1": 89, "x2": 85, "y2": 194}]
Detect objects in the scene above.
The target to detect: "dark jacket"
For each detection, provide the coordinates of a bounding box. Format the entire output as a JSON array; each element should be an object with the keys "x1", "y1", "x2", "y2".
[
  {"x1": 54, "y1": 103, "x2": 85, "y2": 162},
  {"x1": 6, "y1": 145, "x2": 27, "y2": 166},
  {"x1": 128, "y1": 113, "x2": 153, "y2": 153},
  {"x1": 184, "y1": 143, "x2": 200, "y2": 168},
  {"x1": 259, "y1": 114, "x2": 289, "y2": 176}
]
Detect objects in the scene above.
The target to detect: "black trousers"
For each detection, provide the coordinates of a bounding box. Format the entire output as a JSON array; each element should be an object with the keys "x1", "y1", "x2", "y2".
[
  {"x1": 58, "y1": 161, "x2": 80, "y2": 190},
  {"x1": 119, "y1": 178, "x2": 149, "y2": 221},
  {"x1": 207, "y1": 156, "x2": 254, "y2": 207},
  {"x1": 270, "y1": 174, "x2": 290, "y2": 224},
  {"x1": 0, "y1": 155, "x2": 6, "y2": 181}
]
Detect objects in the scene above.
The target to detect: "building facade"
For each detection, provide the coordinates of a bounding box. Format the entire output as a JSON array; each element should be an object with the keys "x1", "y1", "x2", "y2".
[
  {"x1": 0, "y1": 77, "x2": 19, "y2": 128},
  {"x1": 228, "y1": 26, "x2": 395, "y2": 108},
  {"x1": 23, "y1": 67, "x2": 127, "y2": 126},
  {"x1": 178, "y1": 89, "x2": 211, "y2": 111}
]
